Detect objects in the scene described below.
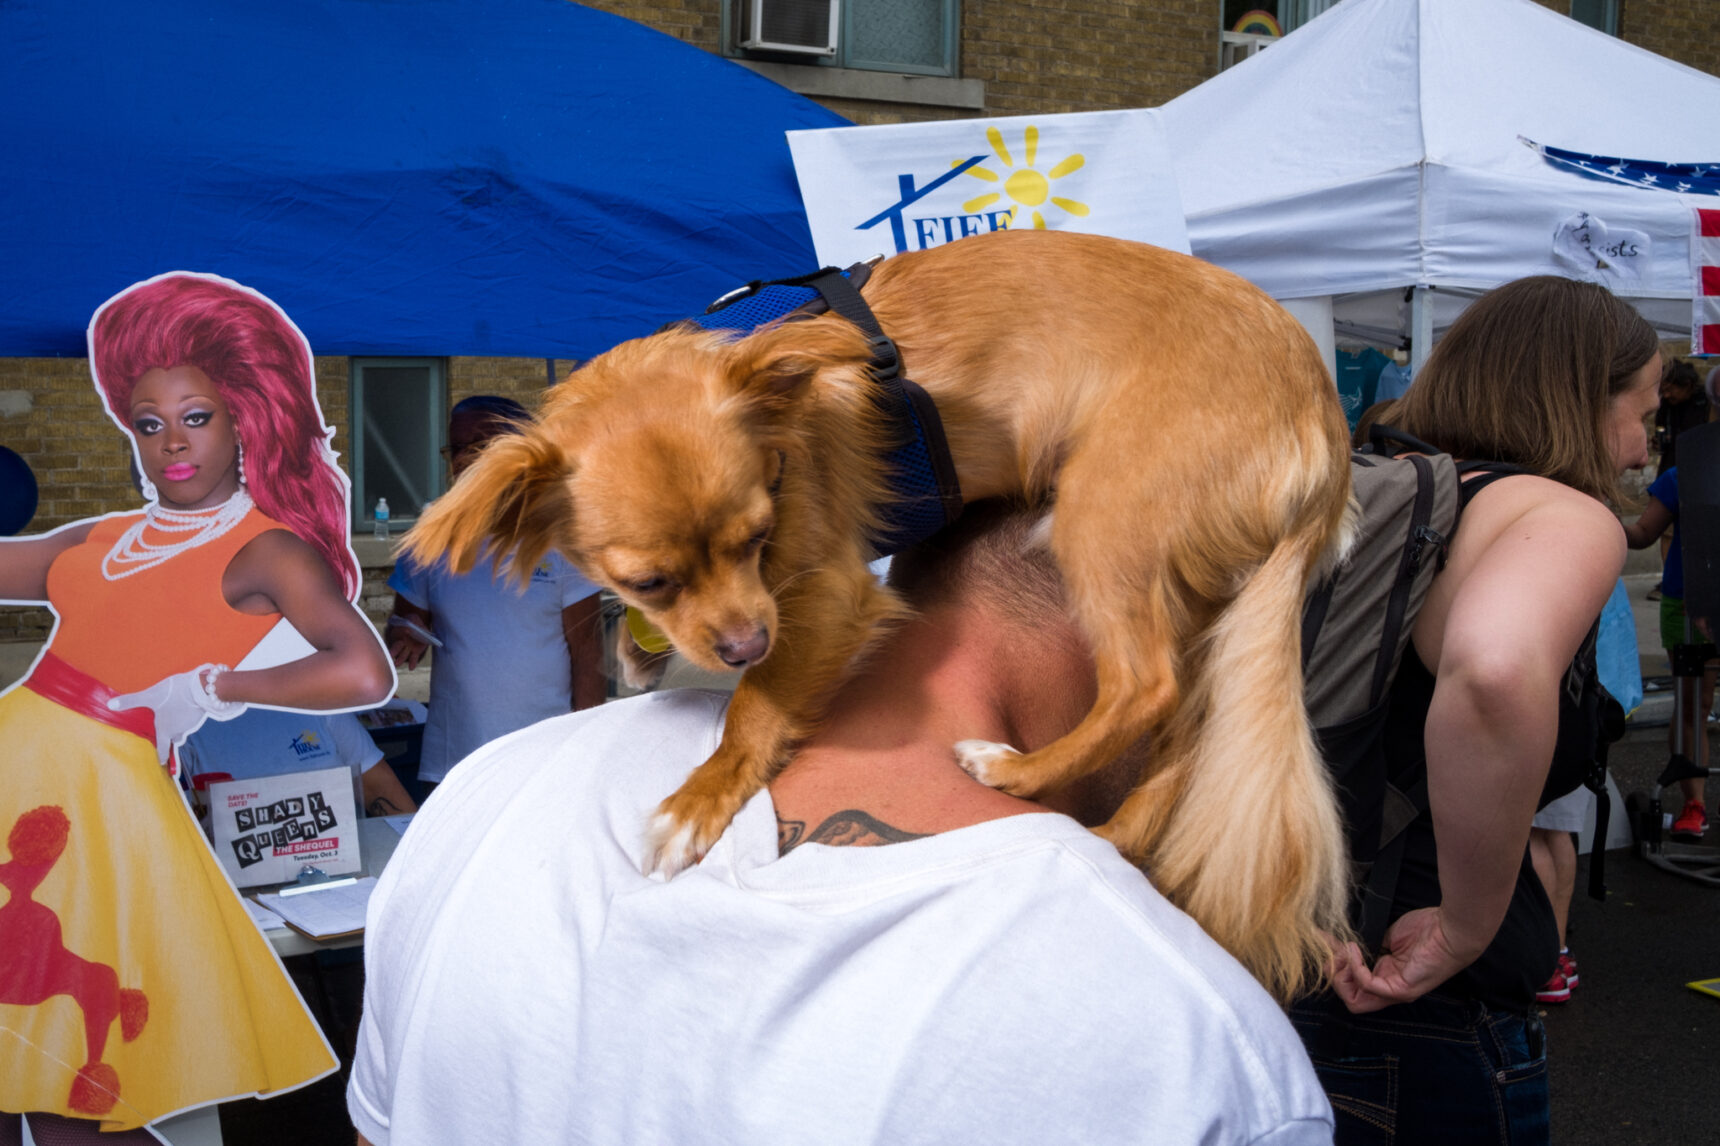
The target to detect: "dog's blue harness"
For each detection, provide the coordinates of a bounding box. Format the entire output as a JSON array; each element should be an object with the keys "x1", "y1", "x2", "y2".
[{"x1": 683, "y1": 264, "x2": 964, "y2": 557}]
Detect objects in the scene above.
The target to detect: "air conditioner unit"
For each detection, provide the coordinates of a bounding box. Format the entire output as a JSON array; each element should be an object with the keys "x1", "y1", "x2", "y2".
[{"x1": 741, "y1": 0, "x2": 839, "y2": 57}]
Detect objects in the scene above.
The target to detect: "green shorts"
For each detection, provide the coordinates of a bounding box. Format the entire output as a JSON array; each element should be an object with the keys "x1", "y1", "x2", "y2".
[{"x1": 1662, "y1": 594, "x2": 1706, "y2": 650}]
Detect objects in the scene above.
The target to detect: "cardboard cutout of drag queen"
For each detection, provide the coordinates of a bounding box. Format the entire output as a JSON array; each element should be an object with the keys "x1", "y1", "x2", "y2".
[{"x1": 0, "y1": 273, "x2": 394, "y2": 1140}]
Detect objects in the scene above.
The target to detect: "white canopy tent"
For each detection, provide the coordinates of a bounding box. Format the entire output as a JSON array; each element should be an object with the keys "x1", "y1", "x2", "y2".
[{"x1": 1162, "y1": 0, "x2": 1720, "y2": 372}]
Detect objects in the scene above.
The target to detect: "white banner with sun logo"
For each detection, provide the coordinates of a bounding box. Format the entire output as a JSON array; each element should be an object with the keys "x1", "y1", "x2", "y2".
[{"x1": 786, "y1": 109, "x2": 1189, "y2": 267}]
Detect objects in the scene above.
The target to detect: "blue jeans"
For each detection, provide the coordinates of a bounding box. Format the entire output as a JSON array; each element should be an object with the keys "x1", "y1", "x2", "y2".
[{"x1": 1289, "y1": 991, "x2": 1549, "y2": 1146}]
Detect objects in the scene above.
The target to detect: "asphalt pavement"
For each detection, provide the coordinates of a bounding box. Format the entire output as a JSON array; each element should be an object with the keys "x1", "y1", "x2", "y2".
[
  {"x1": 1539, "y1": 572, "x2": 1719, "y2": 1146},
  {"x1": 1546, "y1": 720, "x2": 1718, "y2": 1146}
]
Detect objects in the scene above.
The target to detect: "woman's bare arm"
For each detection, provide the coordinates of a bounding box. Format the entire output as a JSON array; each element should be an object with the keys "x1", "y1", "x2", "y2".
[
  {"x1": 217, "y1": 529, "x2": 394, "y2": 711},
  {"x1": 1621, "y1": 496, "x2": 1673, "y2": 550},
  {"x1": 1335, "y1": 480, "x2": 1623, "y2": 1011},
  {"x1": 0, "y1": 520, "x2": 97, "y2": 602},
  {"x1": 361, "y1": 760, "x2": 417, "y2": 817},
  {"x1": 562, "y1": 592, "x2": 607, "y2": 710}
]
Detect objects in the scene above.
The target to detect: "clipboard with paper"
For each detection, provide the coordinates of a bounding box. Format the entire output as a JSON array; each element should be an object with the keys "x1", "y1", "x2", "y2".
[{"x1": 254, "y1": 876, "x2": 378, "y2": 942}]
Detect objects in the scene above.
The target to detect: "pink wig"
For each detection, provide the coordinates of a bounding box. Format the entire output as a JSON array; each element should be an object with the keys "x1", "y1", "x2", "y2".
[{"x1": 89, "y1": 273, "x2": 360, "y2": 601}]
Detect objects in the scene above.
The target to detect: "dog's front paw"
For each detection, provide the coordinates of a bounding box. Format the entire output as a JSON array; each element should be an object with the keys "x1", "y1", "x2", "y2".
[
  {"x1": 644, "y1": 787, "x2": 741, "y2": 877},
  {"x1": 644, "y1": 810, "x2": 703, "y2": 877},
  {"x1": 954, "y1": 739, "x2": 1023, "y2": 789}
]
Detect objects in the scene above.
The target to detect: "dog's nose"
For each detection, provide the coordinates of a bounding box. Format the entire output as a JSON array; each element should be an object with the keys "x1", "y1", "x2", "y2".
[{"x1": 715, "y1": 628, "x2": 770, "y2": 668}]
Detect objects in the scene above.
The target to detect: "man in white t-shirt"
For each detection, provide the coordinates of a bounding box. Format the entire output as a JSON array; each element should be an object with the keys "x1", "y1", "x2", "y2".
[
  {"x1": 386, "y1": 395, "x2": 604, "y2": 788},
  {"x1": 180, "y1": 707, "x2": 416, "y2": 818},
  {"x1": 350, "y1": 503, "x2": 1333, "y2": 1145}
]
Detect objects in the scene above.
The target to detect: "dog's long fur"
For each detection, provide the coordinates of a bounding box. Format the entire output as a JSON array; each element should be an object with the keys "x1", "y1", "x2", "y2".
[{"x1": 406, "y1": 230, "x2": 1354, "y2": 1001}]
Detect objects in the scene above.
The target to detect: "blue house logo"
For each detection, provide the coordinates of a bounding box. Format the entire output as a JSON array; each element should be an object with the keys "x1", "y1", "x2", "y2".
[
  {"x1": 856, "y1": 157, "x2": 1013, "y2": 254},
  {"x1": 854, "y1": 127, "x2": 1091, "y2": 254}
]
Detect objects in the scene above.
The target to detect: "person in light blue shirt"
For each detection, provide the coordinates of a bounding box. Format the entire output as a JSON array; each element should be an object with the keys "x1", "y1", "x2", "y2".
[
  {"x1": 180, "y1": 706, "x2": 417, "y2": 818},
  {"x1": 386, "y1": 396, "x2": 605, "y2": 789}
]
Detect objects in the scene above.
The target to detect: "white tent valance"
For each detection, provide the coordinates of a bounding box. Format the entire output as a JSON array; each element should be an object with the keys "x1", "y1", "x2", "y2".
[{"x1": 1163, "y1": 0, "x2": 1720, "y2": 352}]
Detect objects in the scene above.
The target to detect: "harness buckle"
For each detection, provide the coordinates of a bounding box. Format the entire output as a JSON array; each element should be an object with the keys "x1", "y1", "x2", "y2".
[
  {"x1": 704, "y1": 280, "x2": 763, "y2": 314},
  {"x1": 1409, "y1": 524, "x2": 1449, "y2": 575}
]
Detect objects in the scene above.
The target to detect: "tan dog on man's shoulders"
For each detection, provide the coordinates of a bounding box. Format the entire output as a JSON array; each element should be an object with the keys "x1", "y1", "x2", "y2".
[{"x1": 406, "y1": 230, "x2": 1354, "y2": 1001}]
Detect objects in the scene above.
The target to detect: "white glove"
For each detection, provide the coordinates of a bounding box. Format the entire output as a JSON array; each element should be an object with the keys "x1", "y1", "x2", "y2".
[{"x1": 109, "y1": 664, "x2": 245, "y2": 766}]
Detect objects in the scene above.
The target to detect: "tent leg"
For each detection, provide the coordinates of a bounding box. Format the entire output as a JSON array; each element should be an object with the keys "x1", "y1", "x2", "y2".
[
  {"x1": 1276, "y1": 295, "x2": 1335, "y2": 383},
  {"x1": 1409, "y1": 286, "x2": 1434, "y2": 378}
]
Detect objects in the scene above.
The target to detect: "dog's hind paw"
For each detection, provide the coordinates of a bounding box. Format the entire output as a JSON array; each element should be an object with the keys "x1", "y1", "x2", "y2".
[{"x1": 954, "y1": 739, "x2": 1022, "y2": 788}]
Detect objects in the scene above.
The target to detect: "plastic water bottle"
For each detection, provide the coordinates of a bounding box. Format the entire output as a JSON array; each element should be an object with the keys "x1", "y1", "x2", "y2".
[{"x1": 373, "y1": 497, "x2": 390, "y2": 542}]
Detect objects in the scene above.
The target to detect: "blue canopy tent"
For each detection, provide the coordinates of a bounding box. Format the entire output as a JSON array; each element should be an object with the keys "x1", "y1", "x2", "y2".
[{"x1": 0, "y1": 0, "x2": 847, "y2": 359}]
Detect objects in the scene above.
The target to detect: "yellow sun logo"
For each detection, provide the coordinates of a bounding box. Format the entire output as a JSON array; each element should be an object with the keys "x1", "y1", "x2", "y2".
[{"x1": 958, "y1": 126, "x2": 1089, "y2": 230}]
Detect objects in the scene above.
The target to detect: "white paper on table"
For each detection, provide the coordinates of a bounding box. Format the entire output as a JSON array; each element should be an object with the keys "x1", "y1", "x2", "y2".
[
  {"x1": 255, "y1": 876, "x2": 378, "y2": 940},
  {"x1": 244, "y1": 897, "x2": 287, "y2": 932}
]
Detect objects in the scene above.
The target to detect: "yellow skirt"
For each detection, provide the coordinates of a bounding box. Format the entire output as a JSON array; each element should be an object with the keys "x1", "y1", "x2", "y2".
[{"x1": 0, "y1": 686, "x2": 336, "y2": 1132}]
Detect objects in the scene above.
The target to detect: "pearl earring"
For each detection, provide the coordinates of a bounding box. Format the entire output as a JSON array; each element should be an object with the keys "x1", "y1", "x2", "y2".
[{"x1": 236, "y1": 438, "x2": 246, "y2": 485}]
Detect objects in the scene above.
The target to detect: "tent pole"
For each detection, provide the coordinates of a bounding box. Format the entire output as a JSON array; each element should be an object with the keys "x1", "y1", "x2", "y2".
[
  {"x1": 1409, "y1": 286, "x2": 1434, "y2": 378},
  {"x1": 1277, "y1": 295, "x2": 1336, "y2": 383}
]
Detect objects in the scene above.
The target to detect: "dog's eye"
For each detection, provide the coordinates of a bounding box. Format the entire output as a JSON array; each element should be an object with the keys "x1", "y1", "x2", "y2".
[
  {"x1": 628, "y1": 576, "x2": 670, "y2": 596},
  {"x1": 746, "y1": 530, "x2": 769, "y2": 554}
]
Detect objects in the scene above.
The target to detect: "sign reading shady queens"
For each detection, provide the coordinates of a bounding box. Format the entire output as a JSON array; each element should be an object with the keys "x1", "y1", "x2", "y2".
[
  {"x1": 787, "y1": 109, "x2": 1189, "y2": 269},
  {"x1": 208, "y1": 765, "x2": 361, "y2": 889}
]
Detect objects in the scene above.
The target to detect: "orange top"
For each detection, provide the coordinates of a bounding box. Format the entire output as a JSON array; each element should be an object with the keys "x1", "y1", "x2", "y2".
[{"x1": 45, "y1": 506, "x2": 288, "y2": 695}]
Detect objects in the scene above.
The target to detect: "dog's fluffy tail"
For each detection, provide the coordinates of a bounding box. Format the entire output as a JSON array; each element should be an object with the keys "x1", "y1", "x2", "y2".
[
  {"x1": 1139, "y1": 528, "x2": 1352, "y2": 1004},
  {"x1": 401, "y1": 429, "x2": 571, "y2": 585}
]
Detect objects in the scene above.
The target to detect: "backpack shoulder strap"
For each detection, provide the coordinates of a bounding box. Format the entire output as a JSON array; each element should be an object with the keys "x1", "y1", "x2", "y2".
[
  {"x1": 1302, "y1": 449, "x2": 1458, "y2": 719},
  {"x1": 1359, "y1": 768, "x2": 1426, "y2": 953}
]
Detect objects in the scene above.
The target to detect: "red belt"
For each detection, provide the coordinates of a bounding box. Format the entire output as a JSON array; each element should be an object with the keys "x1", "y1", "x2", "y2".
[{"x1": 22, "y1": 651, "x2": 157, "y2": 745}]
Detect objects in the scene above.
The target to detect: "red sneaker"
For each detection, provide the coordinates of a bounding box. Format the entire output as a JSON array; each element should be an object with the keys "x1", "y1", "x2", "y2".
[
  {"x1": 1536, "y1": 968, "x2": 1572, "y2": 1005},
  {"x1": 1671, "y1": 800, "x2": 1708, "y2": 842},
  {"x1": 1557, "y1": 948, "x2": 1578, "y2": 989}
]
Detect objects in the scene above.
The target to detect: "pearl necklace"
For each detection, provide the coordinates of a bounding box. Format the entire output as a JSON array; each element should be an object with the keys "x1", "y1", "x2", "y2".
[{"x1": 101, "y1": 487, "x2": 255, "y2": 581}]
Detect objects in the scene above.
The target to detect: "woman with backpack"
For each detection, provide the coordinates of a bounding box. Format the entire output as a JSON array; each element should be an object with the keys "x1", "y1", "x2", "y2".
[{"x1": 1296, "y1": 276, "x2": 1661, "y2": 1145}]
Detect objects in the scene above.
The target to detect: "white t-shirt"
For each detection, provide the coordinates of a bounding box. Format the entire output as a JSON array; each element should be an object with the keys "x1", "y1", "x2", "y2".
[
  {"x1": 349, "y1": 692, "x2": 1333, "y2": 1146},
  {"x1": 388, "y1": 548, "x2": 599, "y2": 781}
]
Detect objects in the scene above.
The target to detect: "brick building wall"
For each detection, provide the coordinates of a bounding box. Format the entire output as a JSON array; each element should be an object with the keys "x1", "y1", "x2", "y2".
[
  {"x1": 588, "y1": 0, "x2": 1720, "y2": 126},
  {"x1": 0, "y1": 353, "x2": 567, "y2": 639},
  {"x1": 583, "y1": 0, "x2": 1216, "y2": 123},
  {"x1": 963, "y1": 0, "x2": 1212, "y2": 115},
  {"x1": 1620, "y1": 0, "x2": 1720, "y2": 78}
]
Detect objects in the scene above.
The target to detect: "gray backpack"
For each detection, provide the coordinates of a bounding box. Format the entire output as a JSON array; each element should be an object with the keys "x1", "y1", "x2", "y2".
[{"x1": 1300, "y1": 429, "x2": 1459, "y2": 949}]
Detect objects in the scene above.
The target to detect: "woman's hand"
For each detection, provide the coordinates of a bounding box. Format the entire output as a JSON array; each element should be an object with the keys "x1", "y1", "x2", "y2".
[
  {"x1": 386, "y1": 624, "x2": 431, "y2": 671},
  {"x1": 1330, "y1": 908, "x2": 1486, "y2": 1013},
  {"x1": 109, "y1": 664, "x2": 244, "y2": 765},
  {"x1": 384, "y1": 596, "x2": 437, "y2": 671}
]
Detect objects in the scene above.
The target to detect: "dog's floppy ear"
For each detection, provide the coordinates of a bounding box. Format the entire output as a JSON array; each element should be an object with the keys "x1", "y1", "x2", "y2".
[
  {"x1": 401, "y1": 427, "x2": 573, "y2": 588},
  {"x1": 726, "y1": 317, "x2": 875, "y2": 404}
]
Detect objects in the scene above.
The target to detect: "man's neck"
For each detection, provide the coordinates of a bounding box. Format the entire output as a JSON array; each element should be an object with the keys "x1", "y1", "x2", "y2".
[{"x1": 767, "y1": 603, "x2": 1090, "y2": 853}]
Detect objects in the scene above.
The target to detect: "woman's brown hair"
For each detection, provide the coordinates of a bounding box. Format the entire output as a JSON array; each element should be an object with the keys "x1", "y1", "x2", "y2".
[{"x1": 1391, "y1": 276, "x2": 1658, "y2": 500}]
